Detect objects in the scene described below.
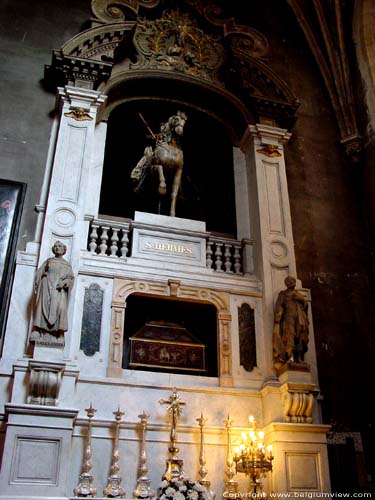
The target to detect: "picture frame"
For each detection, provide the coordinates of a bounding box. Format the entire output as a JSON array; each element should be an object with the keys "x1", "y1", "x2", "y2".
[{"x1": 0, "y1": 179, "x2": 26, "y2": 342}]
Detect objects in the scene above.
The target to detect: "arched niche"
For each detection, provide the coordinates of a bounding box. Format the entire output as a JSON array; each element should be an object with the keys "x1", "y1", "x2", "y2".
[
  {"x1": 109, "y1": 278, "x2": 233, "y2": 386},
  {"x1": 122, "y1": 293, "x2": 218, "y2": 376},
  {"x1": 99, "y1": 81, "x2": 241, "y2": 236},
  {"x1": 45, "y1": 2, "x2": 300, "y2": 238}
]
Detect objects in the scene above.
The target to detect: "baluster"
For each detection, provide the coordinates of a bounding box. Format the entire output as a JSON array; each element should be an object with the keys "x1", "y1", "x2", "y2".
[
  {"x1": 234, "y1": 244, "x2": 242, "y2": 274},
  {"x1": 120, "y1": 227, "x2": 129, "y2": 258},
  {"x1": 89, "y1": 223, "x2": 99, "y2": 253},
  {"x1": 206, "y1": 239, "x2": 213, "y2": 269},
  {"x1": 214, "y1": 242, "x2": 224, "y2": 272},
  {"x1": 224, "y1": 244, "x2": 233, "y2": 273},
  {"x1": 99, "y1": 226, "x2": 109, "y2": 255},
  {"x1": 110, "y1": 228, "x2": 119, "y2": 257}
]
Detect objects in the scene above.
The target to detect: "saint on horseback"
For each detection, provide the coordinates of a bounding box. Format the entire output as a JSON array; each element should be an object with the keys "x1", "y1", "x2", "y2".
[{"x1": 130, "y1": 111, "x2": 187, "y2": 217}]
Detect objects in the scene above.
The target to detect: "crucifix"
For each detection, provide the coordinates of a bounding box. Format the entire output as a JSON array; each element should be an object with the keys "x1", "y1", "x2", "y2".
[{"x1": 159, "y1": 388, "x2": 186, "y2": 480}]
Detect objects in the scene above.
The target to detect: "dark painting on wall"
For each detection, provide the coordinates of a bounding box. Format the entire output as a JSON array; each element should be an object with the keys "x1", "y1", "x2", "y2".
[{"x1": 0, "y1": 179, "x2": 26, "y2": 341}]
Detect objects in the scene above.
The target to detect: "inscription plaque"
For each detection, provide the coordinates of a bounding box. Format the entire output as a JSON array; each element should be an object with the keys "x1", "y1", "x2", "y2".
[{"x1": 80, "y1": 283, "x2": 103, "y2": 356}]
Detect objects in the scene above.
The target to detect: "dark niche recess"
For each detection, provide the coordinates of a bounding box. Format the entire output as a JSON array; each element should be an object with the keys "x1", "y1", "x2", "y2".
[
  {"x1": 122, "y1": 294, "x2": 218, "y2": 377},
  {"x1": 99, "y1": 99, "x2": 237, "y2": 238}
]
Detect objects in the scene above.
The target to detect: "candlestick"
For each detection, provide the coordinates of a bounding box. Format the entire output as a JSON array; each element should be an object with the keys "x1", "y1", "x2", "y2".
[
  {"x1": 73, "y1": 404, "x2": 97, "y2": 497},
  {"x1": 133, "y1": 412, "x2": 155, "y2": 500},
  {"x1": 223, "y1": 415, "x2": 239, "y2": 500},
  {"x1": 103, "y1": 408, "x2": 126, "y2": 498}
]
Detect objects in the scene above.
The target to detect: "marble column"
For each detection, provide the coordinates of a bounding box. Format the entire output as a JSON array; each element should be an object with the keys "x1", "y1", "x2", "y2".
[{"x1": 240, "y1": 124, "x2": 296, "y2": 377}]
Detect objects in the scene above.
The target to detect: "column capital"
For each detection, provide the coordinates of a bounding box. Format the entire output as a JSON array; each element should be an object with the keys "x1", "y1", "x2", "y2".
[
  {"x1": 240, "y1": 123, "x2": 292, "y2": 151},
  {"x1": 58, "y1": 85, "x2": 107, "y2": 111}
]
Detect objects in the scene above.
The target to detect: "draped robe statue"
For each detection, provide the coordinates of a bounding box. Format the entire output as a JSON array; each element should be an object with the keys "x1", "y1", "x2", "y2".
[
  {"x1": 273, "y1": 276, "x2": 309, "y2": 370},
  {"x1": 30, "y1": 241, "x2": 74, "y2": 346}
]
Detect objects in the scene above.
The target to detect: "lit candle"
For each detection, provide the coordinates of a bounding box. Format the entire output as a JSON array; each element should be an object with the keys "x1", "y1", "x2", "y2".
[
  {"x1": 249, "y1": 415, "x2": 255, "y2": 423},
  {"x1": 267, "y1": 445, "x2": 273, "y2": 457},
  {"x1": 258, "y1": 431, "x2": 264, "y2": 441},
  {"x1": 234, "y1": 447, "x2": 240, "y2": 457},
  {"x1": 241, "y1": 432, "x2": 247, "y2": 443}
]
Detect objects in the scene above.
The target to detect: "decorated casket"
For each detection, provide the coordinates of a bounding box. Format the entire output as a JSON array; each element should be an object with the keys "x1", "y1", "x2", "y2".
[{"x1": 129, "y1": 320, "x2": 206, "y2": 373}]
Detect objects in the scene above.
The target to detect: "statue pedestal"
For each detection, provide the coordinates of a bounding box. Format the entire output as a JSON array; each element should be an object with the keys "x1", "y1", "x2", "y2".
[
  {"x1": 278, "y1": 363, "x2": 318, "y2": 424},
  {"x1": 264, "y1": 422, "x2": 331, "y2": 494},
  {"x1": 0, "y1": 404, "x2": 79, "y2": 499}
]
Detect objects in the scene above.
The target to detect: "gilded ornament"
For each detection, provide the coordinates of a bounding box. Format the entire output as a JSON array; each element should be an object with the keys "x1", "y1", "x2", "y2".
[
  {"x1": 64, "y1": 108, "x2": 93, "y2": 121},
  {"x1": 256, "y1": 144, "x2": 281, "y2": 157},
  {"x1": 131, "y1": 9, "x2": 225, "y2": 82}
]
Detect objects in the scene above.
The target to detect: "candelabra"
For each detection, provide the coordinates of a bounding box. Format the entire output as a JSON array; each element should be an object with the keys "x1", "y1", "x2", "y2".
[
  {"x1": 233, "y1": 416, "x2": 273, "y2": 497},
  {"x1": 74, "y1": 404, "x2": 97, "y2": 497}
]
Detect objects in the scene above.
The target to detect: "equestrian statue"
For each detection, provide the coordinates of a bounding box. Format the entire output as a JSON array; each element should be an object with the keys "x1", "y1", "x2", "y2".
[{"x1": 131, "y1": 111, "x2": 187, "y2": 217}]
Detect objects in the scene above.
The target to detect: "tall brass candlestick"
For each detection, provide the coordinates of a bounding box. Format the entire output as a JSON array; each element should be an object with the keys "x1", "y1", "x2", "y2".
[
  {"x1": 159, "y1": 388, "x2": 186, "y2": 480},
  {"x1": 134, "y1": 412, "x2": 155, "y2": 500},
  {"x1": 196, "y1": 413, "x2": 209, "y2": 486},
  {"x1": 74, "y1": 404, "x2": 97, "y2": 497},
  {"x1": 223, "y1": 415, "x2": 239, "y2": 500},
  {"x1": 104, "y1": 408, "x2": 126, "y2": 498},
  {"x1": 196, "y1": 413, "x2": 216, "y2": 499}
]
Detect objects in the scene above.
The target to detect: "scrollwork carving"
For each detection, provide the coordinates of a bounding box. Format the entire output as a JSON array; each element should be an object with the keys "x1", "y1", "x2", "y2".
[
  {"x1": 224, "y1": 20, "x2": 269, "y2": 59},
  {"x1": 131, "y1": 9, "x2": 225, "y2": 82},
  {"x1": 91, "y1": 0, "x2": 160, "y2": 23}
]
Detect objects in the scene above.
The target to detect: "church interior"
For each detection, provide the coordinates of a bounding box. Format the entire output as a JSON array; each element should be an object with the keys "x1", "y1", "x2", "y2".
[{"x1": 0, "y1": 0, "x2": 375, "y2": 498}]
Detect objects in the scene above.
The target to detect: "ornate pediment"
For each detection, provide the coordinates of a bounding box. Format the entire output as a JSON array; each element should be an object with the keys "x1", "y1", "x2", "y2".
[
  {"x1": 130, "y1": 9, "x2": 225, "y2": 82},
  {"x1": 45, "y1": 0, "x2": 300, "y2": 128}
]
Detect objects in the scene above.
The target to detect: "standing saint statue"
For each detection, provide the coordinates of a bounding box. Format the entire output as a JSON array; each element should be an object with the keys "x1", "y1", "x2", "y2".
[
  {"x1": 273, "y1": 276, "x2": 309, "y2": 369},
  {"x1": 30, "y1": 241, "x2": 74, "y2": 346}
]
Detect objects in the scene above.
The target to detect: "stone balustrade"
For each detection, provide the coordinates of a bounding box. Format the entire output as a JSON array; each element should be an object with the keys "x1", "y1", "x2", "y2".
[
  {"x1": 206, "y1": 236, "x2": 243, "y2": 274},
  {"x1": 88, "y1": 218, "x2": 131, "y2": 258},
  {"x1": 87, "y1": 218, "x2": 251, "y2": 274}
]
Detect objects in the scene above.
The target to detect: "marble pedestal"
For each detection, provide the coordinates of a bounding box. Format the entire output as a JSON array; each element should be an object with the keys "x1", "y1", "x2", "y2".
[{"x1": 0, "y1": 404, "x2": 78, "y2": 500}]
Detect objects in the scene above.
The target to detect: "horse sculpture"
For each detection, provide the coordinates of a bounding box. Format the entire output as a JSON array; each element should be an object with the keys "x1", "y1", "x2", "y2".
[{"x1": 131, "y1": 111, "x2": 187, "y2": 217}]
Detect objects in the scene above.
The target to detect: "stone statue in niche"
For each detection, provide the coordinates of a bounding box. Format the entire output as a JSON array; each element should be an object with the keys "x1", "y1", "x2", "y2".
[
  {"x1": 30, "y1": 241, "x2": 74, "y2": 347},
  {"x1": 273, "y1": 276, "x2": 309, "y2": 370},
  {"x1": 238, "y1": 303, "x2": 256, "y2": 371},
  {"x1": 131, "y1": 110, "x2": 187, "y2": 217}
]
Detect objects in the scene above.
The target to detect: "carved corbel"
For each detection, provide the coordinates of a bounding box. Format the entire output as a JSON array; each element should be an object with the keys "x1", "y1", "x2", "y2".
[
  {"x1": 168, "y1": 279, "x2": 181, "y2": 297},
  {"x1": 280, "y1": 383, "x2": 317, "y2": 424},
  {"x1": 27, "y1": 361, "x2": 65, "y2": 406}
]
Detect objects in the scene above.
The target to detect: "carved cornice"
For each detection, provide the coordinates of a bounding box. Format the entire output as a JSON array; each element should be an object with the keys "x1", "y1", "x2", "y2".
[
  {"x1": 222, "y1": 55, "x2": 300, "y2": 128},
  {"x1": 45, "y1": 50, "x2": 113, "y2": 90},
  {"x1": 61, "y1": 22, "x2": 136, "y2": 61},
  {"x1": 287, "y1": 0, "x2": 362, "y2": 162}
]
